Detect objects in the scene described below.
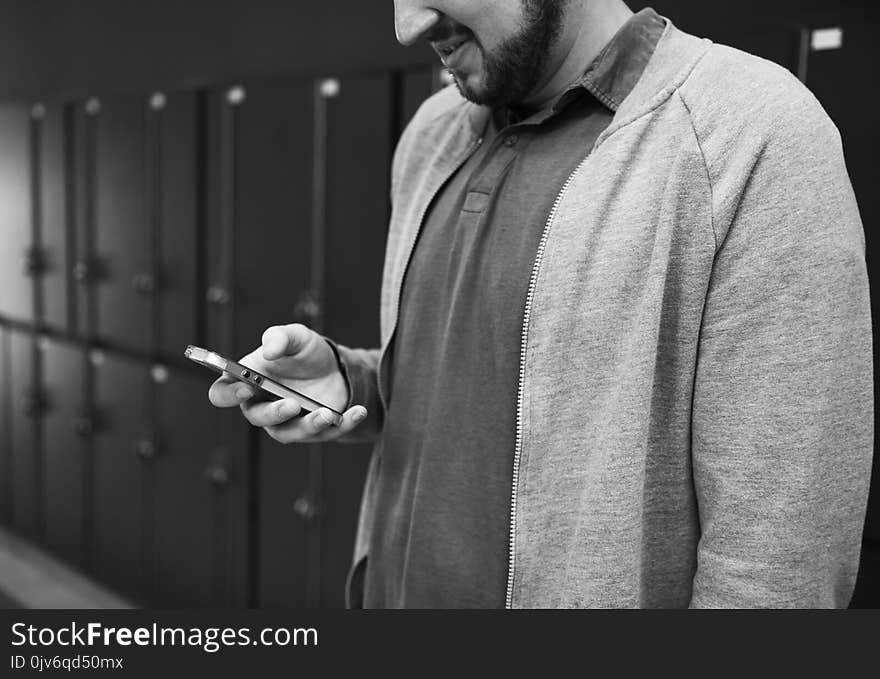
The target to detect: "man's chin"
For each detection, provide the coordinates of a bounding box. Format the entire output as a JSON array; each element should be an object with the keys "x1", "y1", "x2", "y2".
[{"x1": 449, "y1": 72, "x2": 495, "y2": 107}]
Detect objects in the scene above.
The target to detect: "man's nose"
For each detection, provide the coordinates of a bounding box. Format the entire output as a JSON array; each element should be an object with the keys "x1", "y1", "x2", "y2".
[{"x1": 393, "y1": 0, "x2": 440, "y2": 46}]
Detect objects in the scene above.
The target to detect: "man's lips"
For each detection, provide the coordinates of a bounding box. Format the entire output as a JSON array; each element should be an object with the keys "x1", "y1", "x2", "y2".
[
  {"x1": 432, "y1": 35, "x2": 471, "y2": 60},
  {"x1": 434, "y1": 38, "x2": 474, "y2": 70}
]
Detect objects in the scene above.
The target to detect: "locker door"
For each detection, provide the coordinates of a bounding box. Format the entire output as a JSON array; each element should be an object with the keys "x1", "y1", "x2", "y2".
[
  {"x1": 319, "y1": 72, "x2": 393, "y2": 608},
  {"x1": 0, "y1": 326, "x2": 11, "y2": 525},
  {"x1": 206, "y1": 77, "x2": 318, "y2": 607},
  {"x1": 7, "y1": 330, "x2": 41, "y2": 540},
  {"x1": 91, "y1": 352, "x2": 149, "y2": 601},
  {"x1": 38, "y1": 104, "x2": 72, "y2": 333},
  {"x1": 41, "y1": 337, "x2": 88, "y2": 566},
  {"x1": 93, "y1": 95, "x2": 152, "y2": 353},
  {"x1": 0, "y1": 104, "x2": 35, "y2": 323},
  {"x1": 257, "y1": 436, "x2": 311, "y2": 608},
  {"x1": 153, "y1": 369, "x2": 249, "y2": 607},
  {"x1": 156, "y1": 91, "x2": 199, "y2": 358},
  {"x1": 204, "y1": 78, "x2": 314, "y2": 357}
]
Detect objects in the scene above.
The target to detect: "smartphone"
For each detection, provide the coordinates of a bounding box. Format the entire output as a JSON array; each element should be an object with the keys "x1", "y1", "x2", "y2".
[{"x1": 184, "y1": 344, "x2": 343, "y2": 425}]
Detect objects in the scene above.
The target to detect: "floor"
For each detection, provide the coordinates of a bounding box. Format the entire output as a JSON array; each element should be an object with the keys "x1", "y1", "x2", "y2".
[{"x1": 0, "y1": 526, "x2": 134, "y2": 609}]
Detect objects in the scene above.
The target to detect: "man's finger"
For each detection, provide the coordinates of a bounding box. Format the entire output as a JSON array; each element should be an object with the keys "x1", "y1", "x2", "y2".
[
  {"x1": 209, "y1": 377, "x2": 255, "y2": 407},
  {"x1": 240, "y1": 398, "x2": 303, "y2": 427},
  {"x1": 265, "y1": 405, "x2": 368, "y2": 443}
]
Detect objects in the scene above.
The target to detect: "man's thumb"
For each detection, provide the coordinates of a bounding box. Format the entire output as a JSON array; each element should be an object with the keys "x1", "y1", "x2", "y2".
[{"x1": 261, "y1": 323, "x2": 309, "y2": 361}]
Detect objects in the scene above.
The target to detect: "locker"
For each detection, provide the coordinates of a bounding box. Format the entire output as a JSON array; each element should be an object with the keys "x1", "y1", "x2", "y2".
[
  {"x1": 156, "y1": 91, "x2": 200, "y2": 358},
  {"x1": 319, "y1": 72, "x2": 393, "y2": 607},
  {"x1": 257, "y1": 436, "x2": 312, "y2": 608},
  {"x1": 91, "y1": 352, "x2": 149, "y2": 601},
  {"x1": 7, "y1": 330, "x2": 41, "y2": 540},
  {"x1": 40, "y1": 337, "x2": 88, "y2": 566},
  {"x1": 0, "y1": 326, "x2": 11, "y2": 525},
  {"x1": 84, "y1": 91, "x2": 200, "y2": 357},
  {"x1": 0, "y1": 104, "x2": 35, "y2": 323},
  {"x1": 92, "y1": 95, "x2": 152, "y2": 353},
  {"x1": 38, "y1": 104, "x2": 72, "y2": 333},
  {"x1": 204, "y1": 77, "x2": 318, "y2": 606},
  {"x1": 204, "y1": 77, "x2": 315, "y2": 358},
  {"x1": 153, "y1": 369, "x2": 249, "y2": 607}
]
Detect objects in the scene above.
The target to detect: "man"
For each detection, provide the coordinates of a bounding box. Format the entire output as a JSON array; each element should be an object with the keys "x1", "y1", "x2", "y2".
[{"x1": 209, "y1": 1, "x2": 874, "y2": 608}]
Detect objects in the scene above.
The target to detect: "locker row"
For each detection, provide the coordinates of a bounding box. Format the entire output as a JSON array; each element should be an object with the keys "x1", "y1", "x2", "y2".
[
  {"x1": 0, "y1": 324, "x2": 382, "y2": 607},
  {"x1": 0, "y1": 64, "x2": 446, "y2": 607},
  {"x1": 0, "y1": 65, "x2": 447, "y2": 361}
]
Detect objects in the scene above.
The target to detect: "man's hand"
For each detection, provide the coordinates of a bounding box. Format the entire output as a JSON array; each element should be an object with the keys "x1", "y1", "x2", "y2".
[{"x1": 208, "y1": 323, "x2": 368, "y2": 443}]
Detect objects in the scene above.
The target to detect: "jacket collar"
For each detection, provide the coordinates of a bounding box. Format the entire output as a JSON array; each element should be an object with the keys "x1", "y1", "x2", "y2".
[{"x1": 462, "y1": 17, "x2": 712, "y2": 144}]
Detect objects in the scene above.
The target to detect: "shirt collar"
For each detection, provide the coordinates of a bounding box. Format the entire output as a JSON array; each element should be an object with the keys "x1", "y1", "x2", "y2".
[
  {"x1": 576, "y1": 7, "x2": 667, "y2": 112},
  {"x1": 498, "y1": 7, "x2": 666, "y2": 127}
]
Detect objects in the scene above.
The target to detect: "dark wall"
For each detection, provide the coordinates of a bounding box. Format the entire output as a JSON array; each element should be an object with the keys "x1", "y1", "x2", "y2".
[
  {"x1": 1, "y1": 1, "x2": 877, "y2": 102},
  {"x1": 0, "y1": 0, "x2": 430, "y2": 102}
]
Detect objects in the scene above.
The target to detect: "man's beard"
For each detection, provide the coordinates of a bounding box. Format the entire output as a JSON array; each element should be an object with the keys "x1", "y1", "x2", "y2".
[{"x1": 450, "y1": 0, "x2": 568, "y2": 109}]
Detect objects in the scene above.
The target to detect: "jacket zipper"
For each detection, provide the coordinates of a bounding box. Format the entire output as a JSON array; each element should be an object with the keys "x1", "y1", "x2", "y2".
[
  {"x1": 376, "y1": 135, "x2": 485, "y2": 412},
  {"x1": 506, "y1": 154, "x2": 591, "y2": 609}
]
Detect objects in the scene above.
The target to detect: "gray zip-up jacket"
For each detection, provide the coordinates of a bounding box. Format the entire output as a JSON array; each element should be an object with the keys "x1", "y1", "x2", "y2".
[{"x1": 332, "y1": 18, "x2": 874, "y2": 608}]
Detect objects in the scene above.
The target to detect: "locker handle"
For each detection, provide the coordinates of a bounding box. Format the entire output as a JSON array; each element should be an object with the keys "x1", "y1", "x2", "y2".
[
  {"x1": 206, "y1": 285, "x2": 231, "y2": 306},
  {"x1": 133, "y1": 438, "x2": 156, "y2": 460},
  {"x1": 132, "y1": 273, "x2": 158, "y2": 295},
  {"x1": 293, "y1": 495, "x2": 320, "y2": 521},
  {"x1": 73, "y1": 261, "x2": 91, "y2": 285},
  {"x1": 205, "y1": 464, "x2": 229, "y2": 487}
]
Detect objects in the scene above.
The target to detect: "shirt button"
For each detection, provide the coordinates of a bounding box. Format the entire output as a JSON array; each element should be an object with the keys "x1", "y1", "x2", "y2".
[{"x1": 504, "y1": 134, "x2": 519, "y2": 147}]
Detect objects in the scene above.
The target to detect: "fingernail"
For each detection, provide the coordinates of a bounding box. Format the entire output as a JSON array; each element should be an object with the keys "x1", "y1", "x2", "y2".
[
  {"x1": 353, "y1": 408, "x2": 367, "y2": 422},
  {"x1": 235, "y1": 386, "x2": 252, "y2": 399}
]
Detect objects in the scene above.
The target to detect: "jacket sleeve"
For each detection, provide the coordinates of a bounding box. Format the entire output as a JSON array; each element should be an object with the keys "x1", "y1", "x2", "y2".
[
  {"x1": 688, "y1": 96, "x2": 874, "y2": 608},
  {"x1": 324, "y1": 338, "x2": 384, "y2": 443}
]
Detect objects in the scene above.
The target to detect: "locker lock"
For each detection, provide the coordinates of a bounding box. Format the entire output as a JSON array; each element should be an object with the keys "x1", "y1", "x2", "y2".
[
  {"x1": 71, "y1": 415, "x2": 94, "y2": 438},
  {"x1": 133, "y1": 439, "x2": 156, "y2": 460},
  {"x1": 73, "y1": 261, "x2": 91, "y2": 284},
  {"x1": 132, "y1": 272, "x2": 158, "y2": 295},
  {"x1": 205, "y1": 464, "x2": 229, "y2": 487},
  {"x1": 293, "y1": 495, "x2": 319, "y2": 521},
  {"x1": 206, "y1": 285, "x2": 231, "y2": 306},
  {"x1": 23, "y1": 247, "x2": 45, "y2": 277}
]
